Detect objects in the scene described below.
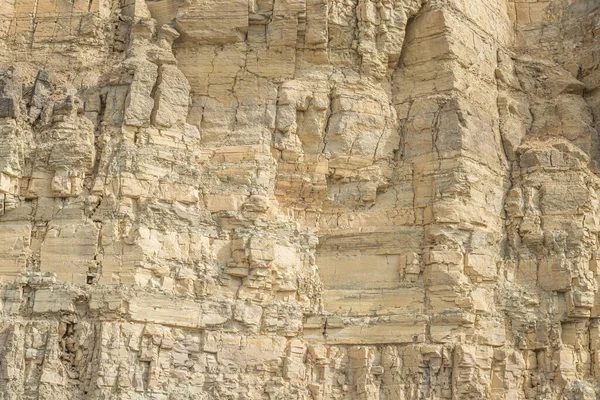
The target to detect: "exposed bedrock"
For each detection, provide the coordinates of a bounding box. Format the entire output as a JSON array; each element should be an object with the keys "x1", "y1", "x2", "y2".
[{"x1": 0, "y1": 0, "x2": 599, "y2": 399}]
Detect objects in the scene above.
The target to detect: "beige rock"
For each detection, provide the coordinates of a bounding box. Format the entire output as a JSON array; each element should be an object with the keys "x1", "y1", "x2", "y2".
[{"x1": 0, "y1": 0, "x2": 598, "y2": 398}]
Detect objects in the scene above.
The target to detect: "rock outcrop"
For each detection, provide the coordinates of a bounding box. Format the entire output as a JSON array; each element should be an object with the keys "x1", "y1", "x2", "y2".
[{"x1": 0, "y1": 0, "x2": 599, "y2": 398}]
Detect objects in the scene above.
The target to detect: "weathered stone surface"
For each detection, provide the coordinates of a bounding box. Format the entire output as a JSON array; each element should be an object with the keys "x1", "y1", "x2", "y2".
[{"x1": 0, "y1": 0, "x2": 599, "y2": 398}]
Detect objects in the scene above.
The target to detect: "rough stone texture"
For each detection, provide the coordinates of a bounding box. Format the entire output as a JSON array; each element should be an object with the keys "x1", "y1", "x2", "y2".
[{"x1": 0, "y1": 0, "x2": 599, "y2": 398}]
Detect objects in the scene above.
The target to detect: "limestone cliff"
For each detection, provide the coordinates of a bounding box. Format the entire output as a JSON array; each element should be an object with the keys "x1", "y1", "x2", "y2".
[{"x1": 0, "y1": 0, "x2": 599, "y2": 398}]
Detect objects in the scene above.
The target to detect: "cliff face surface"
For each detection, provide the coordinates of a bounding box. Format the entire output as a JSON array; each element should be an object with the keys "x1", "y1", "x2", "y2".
[{"x1": 0, "y1": 0, "x2": 599, "y2": 398}]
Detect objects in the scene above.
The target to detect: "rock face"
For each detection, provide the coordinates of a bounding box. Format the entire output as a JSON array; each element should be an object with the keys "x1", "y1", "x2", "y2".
[{"x1": 0, "y1": 0, "x2": 599, "y2": 398}]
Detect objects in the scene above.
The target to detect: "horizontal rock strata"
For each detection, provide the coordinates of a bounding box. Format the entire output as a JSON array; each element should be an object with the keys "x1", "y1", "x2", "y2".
[{"x1": 0, "y1": 0, "x2": 599, "y2": 398}]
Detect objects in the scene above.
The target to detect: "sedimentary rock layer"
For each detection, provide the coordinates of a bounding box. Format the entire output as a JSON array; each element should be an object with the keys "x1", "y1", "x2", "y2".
[{"x1": 0, "y1": 0, "x2": 599, "y2": 398}]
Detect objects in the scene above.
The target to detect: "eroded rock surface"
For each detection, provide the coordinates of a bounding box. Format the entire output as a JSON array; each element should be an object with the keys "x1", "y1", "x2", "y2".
[{"x1": 0, "y1": 0, "x2": 599, "y2": 398}]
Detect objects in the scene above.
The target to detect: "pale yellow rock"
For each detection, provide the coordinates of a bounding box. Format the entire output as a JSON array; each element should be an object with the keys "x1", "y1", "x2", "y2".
[{"x1": 0, "y1": 0, "x2": 598, "y2": 398}]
